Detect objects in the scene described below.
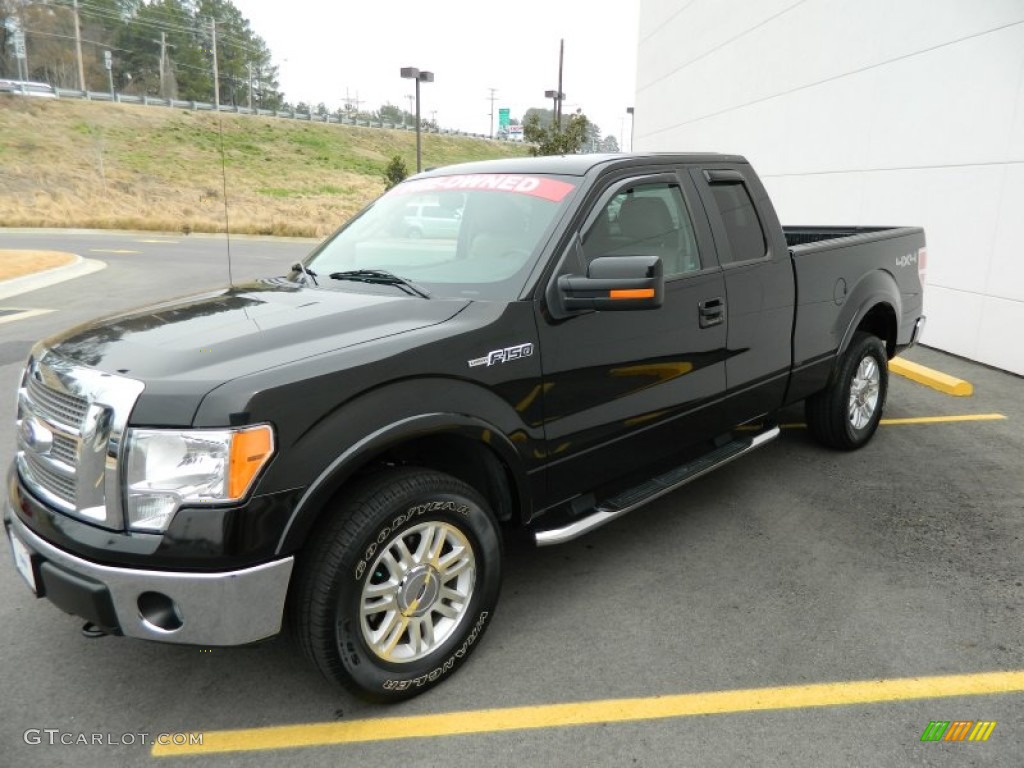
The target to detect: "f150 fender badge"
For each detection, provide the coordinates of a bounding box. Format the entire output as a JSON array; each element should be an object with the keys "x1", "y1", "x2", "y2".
[{"x1": 468, "y1": 343, "x2": 534, "y2": 368}]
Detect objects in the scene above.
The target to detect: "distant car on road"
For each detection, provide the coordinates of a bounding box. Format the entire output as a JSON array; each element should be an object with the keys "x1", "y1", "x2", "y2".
[
  {"x1": 402, "y1": 202, "x2": 461, "y2": 239},
  {"x1": 0, "y1": 79, "x2": 58, "y2": 98}
]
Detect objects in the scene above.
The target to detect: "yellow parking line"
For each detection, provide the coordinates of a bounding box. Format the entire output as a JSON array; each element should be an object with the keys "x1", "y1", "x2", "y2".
[
  {"x1": 88, "y1": 249, "x2": 140, "y2": 255},
  {"x1": 740, "y1": 413, "x2": 1006, "y2": 431},
  {"x1": 152, "y1": 670, "x2": 1024, "y2": 756},
  {"x1": 880, "y1": 414, "x2": 1005, "y2": 425},
  {"x1": 890, "y1": 358, "x2": 973, "y2": 396}
]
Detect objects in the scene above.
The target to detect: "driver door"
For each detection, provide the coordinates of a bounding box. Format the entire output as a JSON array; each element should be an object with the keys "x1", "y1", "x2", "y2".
[{"x1": 537, "y1": 170, "x2": 729, "y2": 504}]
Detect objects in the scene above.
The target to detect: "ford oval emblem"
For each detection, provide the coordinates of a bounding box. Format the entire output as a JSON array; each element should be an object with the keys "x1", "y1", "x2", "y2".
[{"x1": 19, "y1": 417, "x2": 53, "y2": 455}]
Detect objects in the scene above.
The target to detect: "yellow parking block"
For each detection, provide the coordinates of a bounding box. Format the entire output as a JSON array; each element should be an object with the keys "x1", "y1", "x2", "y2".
[{"x1": 890, "y1": 357, "x2": 972, "y2": 396}]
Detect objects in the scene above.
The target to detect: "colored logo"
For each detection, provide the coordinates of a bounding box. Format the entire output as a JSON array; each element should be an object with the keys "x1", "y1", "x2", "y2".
[{"x1": 920, "y1": 721, "x2": 996, "y2": 742}]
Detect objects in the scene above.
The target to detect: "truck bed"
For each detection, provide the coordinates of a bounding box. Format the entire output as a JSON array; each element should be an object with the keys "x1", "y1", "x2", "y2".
[
  {"x1": 784, "y1": 226, "x2": 899, "y2": 248},
  {"x1": 784, "y1": 224, "x2": 926, "y2": 405}
]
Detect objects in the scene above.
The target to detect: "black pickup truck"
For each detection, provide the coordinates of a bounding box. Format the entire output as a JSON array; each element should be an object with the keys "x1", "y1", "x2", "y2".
[{"x1": 5, "y1": 154, "x2": 926, "y2": 701}]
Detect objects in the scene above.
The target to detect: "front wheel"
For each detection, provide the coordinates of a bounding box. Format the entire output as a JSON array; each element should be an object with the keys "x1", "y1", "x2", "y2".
[
  {"x1": 290, "y1": 468, "x2": 501, "y2": 702},
  {"x1": 805, "y1": 332, "x2": 889, "y2": 450}
]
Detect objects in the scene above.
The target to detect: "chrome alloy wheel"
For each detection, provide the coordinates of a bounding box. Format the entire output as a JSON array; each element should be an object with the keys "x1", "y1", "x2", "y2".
[
  {"x1": 358, "y1": 521, "x2": 476, "y2": 663},
  {"x1": 848, "y1": 355, "x2": 881, "y2": 430}
]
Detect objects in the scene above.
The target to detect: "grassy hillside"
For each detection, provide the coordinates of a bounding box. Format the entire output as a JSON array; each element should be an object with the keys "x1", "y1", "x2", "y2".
[{"x1": 0, "y1": 99, "x2": 529, "y2": 237}]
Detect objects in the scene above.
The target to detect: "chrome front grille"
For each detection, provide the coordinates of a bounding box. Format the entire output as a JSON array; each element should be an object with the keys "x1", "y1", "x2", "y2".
[
  {"x1": 16, "y1": 348, "x2": 145, "y2": 530},
  {"x1": 26, "y1": 374, "x2": 89, "y2": 428},
  {"x1": 22, "y1": 451, "x2": 76, "y2": 505},
  {"x1": 50, "y1": 432, "x2": 79, "y2": 465}
]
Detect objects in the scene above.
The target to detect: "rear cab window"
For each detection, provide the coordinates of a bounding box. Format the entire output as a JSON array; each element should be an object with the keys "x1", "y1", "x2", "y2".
[{"x1": 690, "y1": 167, "x2": 769, "y2": 266}]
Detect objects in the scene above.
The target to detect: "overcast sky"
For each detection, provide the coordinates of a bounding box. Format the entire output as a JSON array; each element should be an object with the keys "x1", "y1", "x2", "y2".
[{"x1": 232, "y1": 0, "x2": 639, "y2": 141}]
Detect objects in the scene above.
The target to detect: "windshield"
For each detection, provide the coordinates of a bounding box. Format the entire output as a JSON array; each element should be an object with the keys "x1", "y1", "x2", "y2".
[{"x1": 305, "y1": 173, "x2": 579, "y2": 299}]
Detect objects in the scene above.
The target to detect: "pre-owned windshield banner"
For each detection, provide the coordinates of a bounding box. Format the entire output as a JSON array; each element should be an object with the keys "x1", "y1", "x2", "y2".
[{"x1": 391, "y1": 174, "x2": 576, "y2": 202}]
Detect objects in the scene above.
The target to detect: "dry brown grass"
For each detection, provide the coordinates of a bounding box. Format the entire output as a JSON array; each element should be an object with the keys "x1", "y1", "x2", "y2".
[
  {"x1": 0, "y1": 250, "x2": 76, "y2": 280},
  {"x1": 0, "y1": 98, "x2": 530, "y2": 237}
]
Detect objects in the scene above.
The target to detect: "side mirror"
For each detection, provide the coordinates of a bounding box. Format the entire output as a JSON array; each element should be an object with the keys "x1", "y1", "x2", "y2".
[{"x1": 556, "y1": 255, "x2": 664, "y2": 313}]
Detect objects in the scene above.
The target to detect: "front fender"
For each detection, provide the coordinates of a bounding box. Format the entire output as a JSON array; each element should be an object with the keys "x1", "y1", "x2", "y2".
[{"x1": 272, "y1": 378, "x2": 540, "y2": 554}]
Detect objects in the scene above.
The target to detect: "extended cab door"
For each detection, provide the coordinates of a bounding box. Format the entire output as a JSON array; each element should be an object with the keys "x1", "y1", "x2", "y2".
[
  {"x1": 688, "y1": 164, "x2": 795, "y2": 426},
  {"x1": 536, "y1": 169, "x2": 729, "y2": 505}
]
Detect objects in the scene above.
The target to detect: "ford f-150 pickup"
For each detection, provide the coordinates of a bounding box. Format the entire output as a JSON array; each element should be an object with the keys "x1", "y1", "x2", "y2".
[{"x1": 4, "y1": 153, "x2": 926, "y2": 701}]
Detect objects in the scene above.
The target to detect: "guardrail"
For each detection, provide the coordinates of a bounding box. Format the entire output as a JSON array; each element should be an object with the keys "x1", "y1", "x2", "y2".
[{"x1": 53, "y1": 88, "x2": 499, "y2": 140}]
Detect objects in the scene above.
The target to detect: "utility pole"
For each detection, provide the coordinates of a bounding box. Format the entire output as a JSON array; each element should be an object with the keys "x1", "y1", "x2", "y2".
[
  {"x1": 556, "y1": 38, "x2": 564, "y2": 127},
  {"x1": 210, "y1": 18, "x2": 220, "y2": 108},
  {"x1": 247, "y1": 62, "x2": 253, "y2": 109},
  {"x1": 488, "y1": 87, "x2": 497, "y2": 139},
  {"x1": 344, "y1": 88, "x2": 365, "y2": 114},
  {"x1": 153, "y1": 31, "x2": 174, "y2": 98},
  {"x1": 72, "y1": 0, "x2": 86, "y2": 90},
  {"x1": 158, "y1": 32, "x2": 165, "y2": 96}
]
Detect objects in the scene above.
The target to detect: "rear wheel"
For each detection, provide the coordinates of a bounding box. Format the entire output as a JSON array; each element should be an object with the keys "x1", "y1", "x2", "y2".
[
  {"x1": 805, "y1": 332, "x2": 888, "y2": 450},
  {"x1": 290, "y1": 468, "x2": 501, "y2": 702}
]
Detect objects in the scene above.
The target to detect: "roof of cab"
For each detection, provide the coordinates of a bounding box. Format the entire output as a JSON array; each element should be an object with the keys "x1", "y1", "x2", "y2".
[{"x1": 416, "y1": 152, "x2": 747, "y2": 178}]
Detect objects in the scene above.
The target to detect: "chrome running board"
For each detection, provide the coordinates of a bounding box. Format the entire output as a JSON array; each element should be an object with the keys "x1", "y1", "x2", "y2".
[{"x1": 533, "y1": 427, "x2": 780, "y2": 546}]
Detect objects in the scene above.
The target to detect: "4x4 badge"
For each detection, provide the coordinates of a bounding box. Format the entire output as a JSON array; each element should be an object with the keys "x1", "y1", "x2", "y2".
[{"x1": 468, "y1": 343, "x2": 534, "y2": 368}]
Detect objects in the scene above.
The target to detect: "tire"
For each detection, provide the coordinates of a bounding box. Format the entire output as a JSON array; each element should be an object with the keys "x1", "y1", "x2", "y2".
[
  {"x1": 407, "y1": 227, "x2": 423, "y2": 239},
  {"x1": 290, "y1": 468, "x2": 502, "y2": 702},
  {"x1": 805, "y1": 332, "x2": 888, "y2": 451}
]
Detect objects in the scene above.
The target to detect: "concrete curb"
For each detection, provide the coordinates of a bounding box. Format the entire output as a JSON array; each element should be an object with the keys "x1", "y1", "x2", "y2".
[
  {"x1": 0, "y1": 255, "x2": 108, "y2": 301},
  {"x1": 889, "y1": 357, "x2": 973, "y2": 397}
]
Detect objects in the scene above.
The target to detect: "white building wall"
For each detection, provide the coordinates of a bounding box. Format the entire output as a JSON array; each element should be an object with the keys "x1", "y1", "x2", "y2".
[{"x1": 636, "y1": 0, "x2": 1024, "y2": 374}]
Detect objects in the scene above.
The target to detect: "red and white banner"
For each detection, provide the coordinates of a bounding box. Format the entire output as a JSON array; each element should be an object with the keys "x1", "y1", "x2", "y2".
[{"x1": 391, "y1": 174, "x2": 576, "y2": 202}]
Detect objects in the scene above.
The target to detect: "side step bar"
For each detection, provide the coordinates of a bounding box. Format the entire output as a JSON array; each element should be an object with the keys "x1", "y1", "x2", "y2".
[{"x1": 534, "y1": 427, "x2": 780, "y2": 546}]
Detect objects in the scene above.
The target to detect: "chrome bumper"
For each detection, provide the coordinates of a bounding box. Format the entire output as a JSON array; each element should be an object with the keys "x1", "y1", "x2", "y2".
[{"x1": 6, "y1": 512, "x2": 293, "y2": 646}]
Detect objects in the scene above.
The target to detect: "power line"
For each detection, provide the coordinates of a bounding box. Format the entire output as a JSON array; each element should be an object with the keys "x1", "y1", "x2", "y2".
[
  {"x1": 72, "y1": 1, "x2": 263, "y2": 56},
  {"x1": 22, "y1": 27, "x2": 129, "y2": 52}
]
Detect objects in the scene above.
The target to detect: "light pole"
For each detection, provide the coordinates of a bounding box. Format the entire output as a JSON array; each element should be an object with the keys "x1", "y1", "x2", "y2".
[
  {"x1": 626, "y1": 107, "x2": 635, "y2": 152},
  {"x1": 545, "y1": 89, "x2": 565, "y2": 132},
  {"x1": 400, "y1": 66, "x2": 434, "y2": 173}
]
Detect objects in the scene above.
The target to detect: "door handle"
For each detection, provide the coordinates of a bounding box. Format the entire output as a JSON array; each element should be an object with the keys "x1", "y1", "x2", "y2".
[{"x1": 698, "y1": 297, "x2": 724, "y2": 329}]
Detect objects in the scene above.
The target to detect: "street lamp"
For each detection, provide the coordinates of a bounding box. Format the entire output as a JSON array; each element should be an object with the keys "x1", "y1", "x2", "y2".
[
  {"x1": 545, "y1": 89, "x2": 565, "y2": 132},
  {"x1": 626, "y1": 107, "x2": 635, "y2": 152},
  {"x1": 401, "y1": 66, "x2": 434, "y2": 173}
]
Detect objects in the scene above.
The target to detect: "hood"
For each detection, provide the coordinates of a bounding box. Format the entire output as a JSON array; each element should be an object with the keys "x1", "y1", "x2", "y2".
[{"x1": 44, "y1": 278, "x2": 470, "y2": 382}]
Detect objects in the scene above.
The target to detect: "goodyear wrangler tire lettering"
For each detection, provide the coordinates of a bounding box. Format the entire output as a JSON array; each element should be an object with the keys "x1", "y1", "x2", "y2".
[
  {"x1": 353, "y1": 502, "x2": 471, "y2": 581},
  {"x1": 382, "y1": 612, "x2": 490, "y2": 691},
  {"x1": 291, "y1": 469, "x2": 502, "y2": 703}
]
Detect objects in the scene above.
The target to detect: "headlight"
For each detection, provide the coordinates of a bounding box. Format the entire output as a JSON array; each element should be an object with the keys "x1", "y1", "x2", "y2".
[{"x1": 124, "y1": 425, "x2": 275, "y2": 532}]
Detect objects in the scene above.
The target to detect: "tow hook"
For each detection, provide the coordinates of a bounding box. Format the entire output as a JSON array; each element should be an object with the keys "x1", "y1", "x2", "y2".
[{"x1": 81, "y1": 621, "x2": 108, "y2": 639}]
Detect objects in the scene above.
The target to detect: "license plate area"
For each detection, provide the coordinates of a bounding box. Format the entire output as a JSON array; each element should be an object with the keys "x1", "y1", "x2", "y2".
[{"x1": 7, "y1": 526, "x2": 38, "y2": 595}]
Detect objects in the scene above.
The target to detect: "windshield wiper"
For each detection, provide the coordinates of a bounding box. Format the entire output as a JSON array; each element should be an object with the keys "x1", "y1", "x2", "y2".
[
  {"x1": 328, "y1": 269, "x2": 431, "y2": 299},
  {"x1": 291, "y1": 262, "x2": 319, "y2": 286}
]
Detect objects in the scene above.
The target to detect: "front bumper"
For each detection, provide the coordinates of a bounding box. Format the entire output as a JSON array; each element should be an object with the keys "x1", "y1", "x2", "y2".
[{"x1": 5, "y1": 510, "x2": 293, "y2": 646}]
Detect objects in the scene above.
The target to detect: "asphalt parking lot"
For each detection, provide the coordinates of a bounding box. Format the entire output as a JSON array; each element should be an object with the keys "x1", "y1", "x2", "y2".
[{"x1": 1, "y1": 231, "x2": 1022, "y2": 767}]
